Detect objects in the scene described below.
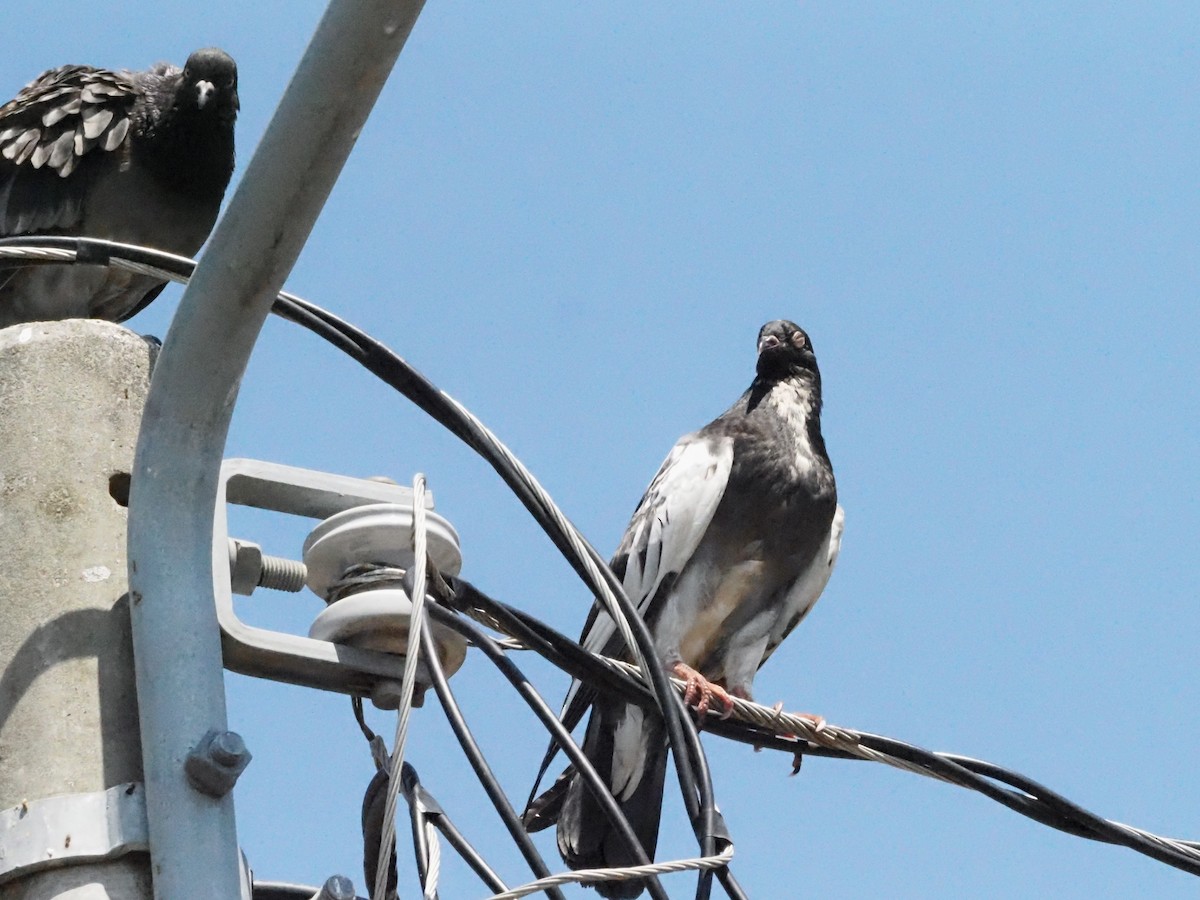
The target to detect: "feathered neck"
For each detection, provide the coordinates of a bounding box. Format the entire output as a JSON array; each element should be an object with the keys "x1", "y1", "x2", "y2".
[
  {"x1": 138, "y1": 99, "x2": 235, "y2": 199},
  {"x1": 745, "y1": 363, "x2": 822, "y2": 416}
]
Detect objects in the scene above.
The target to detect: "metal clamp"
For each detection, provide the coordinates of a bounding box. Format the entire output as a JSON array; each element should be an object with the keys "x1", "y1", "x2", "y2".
[
  {"x1": 0, "y1": 783, "x2": 148, "y2": 884},
  {"x1": 214, "y1": 458, "x2": 464, "y2": 703}
]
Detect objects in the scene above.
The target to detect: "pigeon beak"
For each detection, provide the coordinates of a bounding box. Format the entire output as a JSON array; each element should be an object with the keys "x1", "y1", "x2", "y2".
[
  {"x1": 758, "y1": 334, "x2": 781, "y2": 354},
  {"x1": 195, "y1": 80, "x2": 216, "y2": 109}
]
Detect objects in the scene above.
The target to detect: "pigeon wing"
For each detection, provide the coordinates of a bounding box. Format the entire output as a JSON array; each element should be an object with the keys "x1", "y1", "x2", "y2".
[
  {"x1": 598, "y1": 432, "x2": 734, "y2": 649},
  {"x1": 0, "y1": 65, "x2": 139, "y2": 235},
  {"x1": 524, "y1": 432, "x2": 734, "y2": 812},
  {"x1": 567, "y1": 432, "x2": 734, "y2": 709},
  {"x1": 760, "y1": 503, "x2": 845, "y2": 667}
]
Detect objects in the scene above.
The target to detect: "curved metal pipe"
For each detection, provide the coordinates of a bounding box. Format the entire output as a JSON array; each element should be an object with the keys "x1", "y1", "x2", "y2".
[{"x1": 126, "y1": 3, "x2": 425, "y2": 897}]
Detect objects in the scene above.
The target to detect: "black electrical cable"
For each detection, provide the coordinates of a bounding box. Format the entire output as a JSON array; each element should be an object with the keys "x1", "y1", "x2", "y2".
[
  {"x1": 400, "y1": 763, "x2": 512, "y2": 895},
  {"x1": 440, "y1": 577, "x2": 781, "y2": 899},
  {"x1": 268, "y1": 292, "x2": 724, "y2": 863},
  {"x1": 932, "y1": 753, "x2": 1141, "y2": 842},
  {"x1": 674, "y1": 703, "x2": 716, "y2": 900},
  {"x1": 849, "y1": 734, "x2": 1200, "y2": 875},
  {"x1": 438, "y1": 580, "x2": 750, "y2": 899},
  {"x1": 0, "y1": 236, "x2": 720, "y2": 887},
  {"x1": 674, "y1": 711, "x2": 725, "y2": 900},
  {"x1": 0, "y1": 240, "x2": 712, "y2": 845},
  {"x1": 430, "y1": 586, "x2": 740, "y2": 898},
  {"x1": 292, "y1": 291, "x2": 719, "y2": 848},
  {"x1": 439, "y1": 574, "x2": 656, "y2": 715},
  {"x1": 715, "y1": 864, "x2": 749, "y2": 900},
  {"x1": 664, "y1": 690, "x2": 718, "y2": 883},
  {"x1": 6, "y1": 238, "x2": 1199, "y2": 885},
  {"x1": 436, "y1": 573, "x2": 1200, "y2": 879},
  {"x1": 417, "y1": 620, "x2": 569, "y2": 900},
  {"x1": 253, "y1": 881, "x2": 363, "y2": 900},
  {"x1": 425, "y1": 601, "x2": 672, "y2": 900},
  {"x1": 427, "y1": 815, "x2": 511, "y2": 895}
]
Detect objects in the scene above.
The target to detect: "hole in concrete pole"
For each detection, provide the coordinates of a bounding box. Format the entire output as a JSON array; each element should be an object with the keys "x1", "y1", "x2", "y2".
[{"x1": 109, "y1": 472, "x2": 131, "y2": 507}]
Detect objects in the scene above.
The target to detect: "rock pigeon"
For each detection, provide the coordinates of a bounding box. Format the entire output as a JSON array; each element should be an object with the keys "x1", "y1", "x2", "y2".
[
  {"x1": 525, "y1": 320, "x2": 845, "y2": 899},
  {"x1": 0, "y1": 48, "x2": 238, "y2": 327}
]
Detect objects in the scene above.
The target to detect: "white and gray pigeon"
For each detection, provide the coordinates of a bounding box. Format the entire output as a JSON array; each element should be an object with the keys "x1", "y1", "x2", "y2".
[
  {"x1": 525, "y1": 319, "x2": 845, "y2": 899},
  {"x1": 0, "y1": 48, "x2": 238, "y2": 327}
]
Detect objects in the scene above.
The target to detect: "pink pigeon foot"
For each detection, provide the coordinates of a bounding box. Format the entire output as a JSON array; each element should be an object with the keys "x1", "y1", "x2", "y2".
[{"x1": 670, "y1": 662, "x2": 736, "y2": 719}]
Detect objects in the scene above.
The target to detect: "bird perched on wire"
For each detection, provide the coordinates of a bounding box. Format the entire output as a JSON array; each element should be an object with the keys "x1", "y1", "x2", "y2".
[
  {"x1": 0, "y1": 48, "x2": 238, "y2": 328},
  {"x1": 524, "y1": 319, "x2": 844, "y2": 899}
]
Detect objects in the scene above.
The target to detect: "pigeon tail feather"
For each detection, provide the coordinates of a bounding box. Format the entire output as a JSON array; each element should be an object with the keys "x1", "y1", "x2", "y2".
[{"x1": 557, "y1": 697, "x2": 667, "y2": 900}]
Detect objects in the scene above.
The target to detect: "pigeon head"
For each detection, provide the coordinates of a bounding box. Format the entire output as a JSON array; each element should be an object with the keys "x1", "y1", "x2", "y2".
[
  {"x1": 756, "y1": 319, "x2": 817, "y2": 380},
  {"x1": 137, "y1": 47, "x2": 238, "y2": 198},
  {"x1": 181, "y1": 48, "x2": 239, "y2": 117}
]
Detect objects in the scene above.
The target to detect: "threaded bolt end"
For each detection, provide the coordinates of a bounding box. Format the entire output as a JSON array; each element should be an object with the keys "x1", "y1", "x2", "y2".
[{"x1": 258, "y1": 554, "x2": 308, "y2": 592}]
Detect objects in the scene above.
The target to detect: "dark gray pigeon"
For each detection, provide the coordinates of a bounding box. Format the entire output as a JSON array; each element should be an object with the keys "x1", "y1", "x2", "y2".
[
  {"x1": 525, "y1": 320, "x2": 844, "y2": 899},
  {"x1": 0, "y1": 48, "x2": 238, "y2": 327}
]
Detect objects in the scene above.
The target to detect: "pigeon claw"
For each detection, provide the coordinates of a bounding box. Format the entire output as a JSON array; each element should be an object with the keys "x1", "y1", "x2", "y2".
[
  {"x1": 795, "y1": 711, "x2": 827, "y2": 734},
  {"x1": 782, "y1": 708, "x2": 826, "y2": 777},
  {"x1": 670, "y1": 663, "x2": 736, "y2": 720},
  {"x1": 769, "y1": 701, "x2": 826, "y2": 739}
]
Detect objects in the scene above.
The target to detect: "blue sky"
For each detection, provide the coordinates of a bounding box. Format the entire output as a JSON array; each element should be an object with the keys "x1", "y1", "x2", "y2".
[{"x1": 5, "y1": 3, "x2": 1199, "y2": 897}]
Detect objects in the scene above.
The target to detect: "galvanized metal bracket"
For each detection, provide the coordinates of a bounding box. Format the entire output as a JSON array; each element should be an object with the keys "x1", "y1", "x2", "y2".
[
  {"x1": 0, "y1": 783, "x2": 148, "y2": 884},
  {"x1": 214, "y1": 458, "x2": 460, "y2": 701}
]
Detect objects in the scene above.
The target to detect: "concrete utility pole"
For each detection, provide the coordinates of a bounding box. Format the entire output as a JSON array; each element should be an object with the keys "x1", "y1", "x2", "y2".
[{"x1": 0, "y1": 320, "x2": 155, "y2": 899}]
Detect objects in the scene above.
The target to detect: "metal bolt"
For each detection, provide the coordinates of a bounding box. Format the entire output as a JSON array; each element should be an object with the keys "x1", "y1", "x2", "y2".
[
  {"x1": 258, "y1": 552, "x2": 307, "y2": 592},
  {"x1": 315, "y1": 874, "x2": 356, "y2": 900},
  {"x1": 228, "y1": 537, "x2": 307, "y2": 596},
  {"x1": 209, "y1": 730, "x2": 247, "y2": 767},
  {"x1": 185, "y1": 729, "x2": 252, "y2": 797},
  {"x1": 228, "y1": 538, "x2": 263, "y2": 595},
  {"x1": 370, "y1": 678, "x2": 406, "y2": 711}
]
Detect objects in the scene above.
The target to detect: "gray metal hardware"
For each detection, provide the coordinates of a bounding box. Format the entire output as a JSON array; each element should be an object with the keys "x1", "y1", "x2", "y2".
[
  {"x1": 0, "y1": 784, "x2": 148, "y2": 884},
  {"x1": 315, "y1": 875, "x2": 357, "y2": 900},
  {"x1": 228, "y1": 538, "x2": 308, "y2": 595},
  {"x1": 185, "y1": 730, "x2": 253, "y2": 798},
  {"x1": 215, "y1": 458, "x2": 466, "y2": 706}
]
